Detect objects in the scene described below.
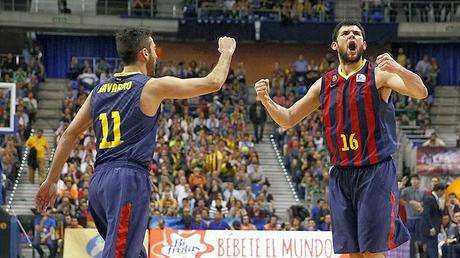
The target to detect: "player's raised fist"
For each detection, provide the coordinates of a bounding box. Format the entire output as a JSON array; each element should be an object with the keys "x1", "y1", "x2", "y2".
[
  {"x1": 376, "y1": 53, "x2": 401, "y2": 73},
  {"x1": 218, "y1": 37, "x2": 236, "y2": 54},
  {"x1": 254, "y1": 79, "x2": 270, "y2": 101}
]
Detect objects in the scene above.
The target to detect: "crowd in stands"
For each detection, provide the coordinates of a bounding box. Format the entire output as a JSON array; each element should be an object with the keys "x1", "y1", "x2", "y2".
[
  {"x1": 0, "y1": 44, "x2": 43, "y2": 206},
  {"x1": 185, "y1": 0, "x2": 335, "y2": 22}
]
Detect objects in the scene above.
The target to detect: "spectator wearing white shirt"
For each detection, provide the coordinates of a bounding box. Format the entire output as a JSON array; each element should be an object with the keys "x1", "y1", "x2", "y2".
[
  {"x1": 423, "y1": 132, "x2": 446, "y2": 147},
  {"x1": 77, "y1": 67, "x2": 98, "y2": 89}
]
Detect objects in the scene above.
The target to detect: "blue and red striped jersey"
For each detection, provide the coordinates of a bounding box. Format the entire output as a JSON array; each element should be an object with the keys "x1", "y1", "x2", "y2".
[
  {"x1": 320, "y1": 60, "x2": 397, "y2": 167},
  {"x1": 91, "y1": 72, "x2": 160, "y2": 168}
]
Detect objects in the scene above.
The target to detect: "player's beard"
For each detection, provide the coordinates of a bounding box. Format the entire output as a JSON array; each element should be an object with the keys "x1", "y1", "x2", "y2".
[
  {"x1": 338, "y1": 44, "x2": 363, "y2": 65},
  {"x1": 146, "y1": 49, "x2": 156, "y2": 77}
]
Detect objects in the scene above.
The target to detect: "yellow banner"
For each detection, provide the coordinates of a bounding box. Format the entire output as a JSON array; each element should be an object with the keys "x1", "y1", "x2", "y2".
[{"x1": 63, "y1": 228, "x2": 148, "y2": 258}]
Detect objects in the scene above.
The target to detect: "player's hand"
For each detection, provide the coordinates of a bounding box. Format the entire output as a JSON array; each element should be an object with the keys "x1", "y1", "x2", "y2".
[
  {"x1": 376, "y1": 53, "x2": 402, "y2": 73},
  {"x1": 35, "y1": 180, "x2": 57, "y2": 213},
  {"x1": 430, "y1": 228, "x2": 436, "y2": 236},
  {"x1": 218, "y1": 37, "x2": 236, "y2": 54},
  {"x1": 255, "y1": 79, "x2": 270, "y2": 102}
]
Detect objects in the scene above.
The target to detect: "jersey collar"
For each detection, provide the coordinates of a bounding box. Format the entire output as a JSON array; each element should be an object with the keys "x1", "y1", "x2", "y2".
[
  {"x1": 113, "y1": 71, "x2": 142, "y2": 77},
  {"x1": 337, "y1": 59, "x2": 367, "y2": 80}
]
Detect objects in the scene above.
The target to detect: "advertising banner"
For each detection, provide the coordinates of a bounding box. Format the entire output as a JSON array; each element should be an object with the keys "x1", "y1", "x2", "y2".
[
  {"x1": 63, "y1": 229, "x2": 148, "y2": 258},
  {"x1": 149, "y1": 229, "x2": 338, "y2": 258},
  {"x1": 416, "y1": 147, "x2": 460, "y2": 176}
]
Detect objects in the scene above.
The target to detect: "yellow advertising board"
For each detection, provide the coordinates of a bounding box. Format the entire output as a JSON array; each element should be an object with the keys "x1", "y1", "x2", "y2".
[{"x1": 63, "y1": 228, "x2": 148, "y2": 258}]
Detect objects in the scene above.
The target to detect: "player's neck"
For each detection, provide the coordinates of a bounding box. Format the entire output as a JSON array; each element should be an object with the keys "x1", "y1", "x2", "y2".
[
  {"x1": 122, "y1": 64, "x2": 147, "y2": 76},
  {"x1": 339, "y1": 58, "x2": 365, "y2": 76}
]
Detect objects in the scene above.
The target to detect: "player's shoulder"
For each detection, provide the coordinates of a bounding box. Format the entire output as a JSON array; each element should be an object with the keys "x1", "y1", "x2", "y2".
[{"x1": 322, "y1": 68, "x2": 337, "y2": 78}]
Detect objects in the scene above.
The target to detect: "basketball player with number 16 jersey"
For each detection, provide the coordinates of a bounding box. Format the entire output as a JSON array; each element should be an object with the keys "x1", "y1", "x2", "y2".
[{"x1": 255, "y1": 21, "x2": 427, "y2": 258}]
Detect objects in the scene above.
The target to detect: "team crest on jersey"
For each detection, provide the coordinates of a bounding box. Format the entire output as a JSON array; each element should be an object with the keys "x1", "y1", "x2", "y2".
[
  {"x1": 356, "y1": 74, "x2": 366, "y2": 83},
  {"x1": 330, "y1": 75, "x2": 337, "y2": 87}
]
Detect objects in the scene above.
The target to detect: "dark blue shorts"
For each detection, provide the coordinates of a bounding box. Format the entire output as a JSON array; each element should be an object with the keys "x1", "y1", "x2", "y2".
[
  {"x1": 329, "y1": 157, "x2": 410, "y2": 254},
  {"x1": 89, "y1": 161, "x2": 151, "y2": 258}
]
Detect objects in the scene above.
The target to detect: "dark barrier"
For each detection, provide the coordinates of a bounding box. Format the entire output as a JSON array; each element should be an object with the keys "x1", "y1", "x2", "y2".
[
  {"x1": 0, "y1": 208, "x2": 19, "y2": 258},
  {"x1": 260, "y1": 22, "x2": 399, "y2": 43},
  {"x1": 177, "y1": 19, "x2": 255, "y2": 41}
]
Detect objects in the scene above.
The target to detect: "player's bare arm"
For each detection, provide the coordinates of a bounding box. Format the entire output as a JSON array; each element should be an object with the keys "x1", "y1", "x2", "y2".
[
  {"x1": 36, "y1": 93, "x2": 93, "y2": 212},
  {"x1": 375, "y1": 53, "x2": 428, "y2": 100},
  {"x1": 254, "y1": 78, "x2": 321, "y2": 129},
  {"x1": 141, "y1": 37, "x2": 236, "y2": 116}
]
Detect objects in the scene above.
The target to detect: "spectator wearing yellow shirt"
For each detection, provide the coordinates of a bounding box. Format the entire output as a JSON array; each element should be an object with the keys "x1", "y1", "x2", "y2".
[
  {"x1": 26, "y1": 129, "x2": 49, "y2": 183},
  {"x1": 396, "y1": 48, "x2": 407, "y2": 68}
]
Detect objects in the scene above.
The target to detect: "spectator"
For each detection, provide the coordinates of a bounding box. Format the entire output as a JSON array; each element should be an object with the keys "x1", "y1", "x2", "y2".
[
  {"x1": 29, "y1": 56, "x2": 45, "y2": 82},
  {"x1": 421, "y1": 183, "x2": 447, "y2": 258},
  {"x1": 69, "y1": 216, "x2": 84, "y2": 228},
  {"x1": 294, "y1": 55, "x2": 307, "y2": 79},
  {"x1": 209, "y1": 197, "x2": 229, "y2": 218},
  {"x1": 77, "y1": 67, "x2": 98, "y2": 90},
  {"x1": 445, "y1": 193, "x2": 460, "y2": 221},
  {"x1": 32, "y1": 209, "x2": 57, "y2": 258},
  {"x1": 241, "y1": 214, "x2": 256, "y2": 230},
  {"x1": 248, "y1": 161, "x2": 266, "y2": 185},
  {"x1": 428, "y1": 57, "x2": 440, "y2": 88},
  {"x1": 23, "y1": 92, "x2": 38, "y2": 123},
  {"x1": 188, "y1": 167, "x2": 207, "y2": 189},
  {"x1": 264, "y1": 215, "x2": 280, "y2": 230},
  {"x1": 26, "y1": 129, "x2": 49, "y2": 184},
  {"x1": 423, "y1": 132, "x2": 446, "y2": 147},
  {"x1": 318, "y1": 214, "x2": 332, "y2": 231},
  {"x1": 396, "y1": 48, "x2": 407, "y2": 68},
  {"x1": 401, "y1": 175, "x2": 425, "y2": 258},
  {"x1": 95, "y1": 58, "x2": 111, "y2": 81},
  {"x1": 191, "y1": 213, "x2": 207, "y2": 230},
  {"x1": 306, "y1": 218, "x2": 317, "y2": 231},
  {"x1": 67, "y1": 57, "x2": 81, "y2": 80},
  {"x1": 208, "y1": 211, "x2": 230, "y2": 230},
  {"x1": 249, "y1": 97, "x2": 267, "y2": 143},
  {"x1": 415, "y1": 55, "x2": 430, "y2": 83}
]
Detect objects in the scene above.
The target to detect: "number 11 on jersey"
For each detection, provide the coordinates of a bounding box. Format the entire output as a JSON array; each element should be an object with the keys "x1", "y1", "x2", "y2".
[{"x1": 99, "y1": 111, "x2": 123, "y2": 149}]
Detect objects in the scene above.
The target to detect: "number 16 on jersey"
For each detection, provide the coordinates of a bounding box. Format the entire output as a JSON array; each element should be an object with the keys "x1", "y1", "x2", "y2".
[{"x1": 340, "y1": 133, "x2": 359, "y2": 151}]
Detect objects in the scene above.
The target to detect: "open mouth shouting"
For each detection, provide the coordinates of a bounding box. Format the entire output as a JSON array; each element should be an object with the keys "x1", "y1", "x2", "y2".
[{"x1": 348, "y1": 40, "x2": 357, "y2": 55}]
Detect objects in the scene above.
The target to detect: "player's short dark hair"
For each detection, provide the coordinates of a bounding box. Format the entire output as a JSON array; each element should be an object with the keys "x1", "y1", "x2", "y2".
[
  {"x1": 332, "y1": 20, "x2": 366, "y2": 42},
  {"x1": 115, "y1": 28, "x2": 153, "y2": 65}
]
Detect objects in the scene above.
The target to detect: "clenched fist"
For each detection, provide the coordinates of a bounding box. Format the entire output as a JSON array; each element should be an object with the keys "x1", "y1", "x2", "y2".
[
  {"x1": 218, "y1": 37, "x2": 237, "y2": 54},
  {"x1": 254, "y1": 79, "x2": 270, "y2": 101},
  {"x1": 376, "y1": 53, "x2": 402, "y2": 73}
]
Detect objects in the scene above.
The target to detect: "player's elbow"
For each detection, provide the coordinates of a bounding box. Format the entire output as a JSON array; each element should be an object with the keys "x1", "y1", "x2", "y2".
[{"x1": 414, "y1": 87, "x2": 428, "y2": 100}]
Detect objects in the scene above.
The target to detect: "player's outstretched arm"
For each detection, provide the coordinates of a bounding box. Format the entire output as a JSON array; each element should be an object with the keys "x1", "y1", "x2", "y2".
[
  {"x1": 254, "y1": 78, "x2": 321, "y2": 129},
  {"x1": 376, "y1": 53, "x2": 428, "y2": 99},
  {"x1": 36, "y1": 93, "x2": 93, "y2": 212},
  {"x1": 147, "y1": 37, "x2": 235, "y2": 100}
]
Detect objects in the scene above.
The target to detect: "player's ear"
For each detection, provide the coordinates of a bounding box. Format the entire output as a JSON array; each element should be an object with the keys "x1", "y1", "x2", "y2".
[
  {"x1": 363, "y1": 41, "x2": 367, "y2": 51},
  {"x1": 140, "y1": 48, "x2": 149, "y2": 61},
  {"x1": 331, "y1": 41, "x2": 337, "y2": 51}
]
